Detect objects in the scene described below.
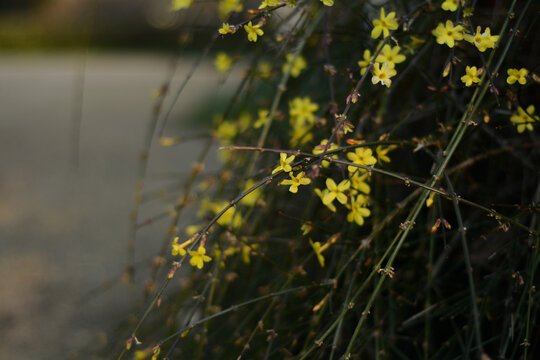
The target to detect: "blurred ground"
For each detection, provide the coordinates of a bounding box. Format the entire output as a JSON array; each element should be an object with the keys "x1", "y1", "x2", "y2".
[{"x1": 0, "y1": 52, "x2": 231, "y2": 358}]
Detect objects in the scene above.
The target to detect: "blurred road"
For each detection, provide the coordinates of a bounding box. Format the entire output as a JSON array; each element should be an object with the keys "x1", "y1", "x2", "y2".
[{"x1": 0, "y1": 52, "x2": 230, "y2": 358}]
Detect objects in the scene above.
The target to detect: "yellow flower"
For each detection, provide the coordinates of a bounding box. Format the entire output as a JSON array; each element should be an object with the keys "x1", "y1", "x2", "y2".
[
  {"x1": 309, "y1": 235, "x2": 339, "y2": 267},
  {"x1": 432, "y1": 20, "x2": 464, "y2": 48},
  {"x1": 426, "y1": 192, "x2": 436, "y2": 208},
  {"x1": 289, "y1": 97, "x2": 319, "y2": 125},
  {"x1": 358, "y1": 49, "x2": 374, "y2": 75},
  {"x1": 460, "y1": 66, "x2": 481, "y2": 87},
  {"x1": 314, "y1": 188, "x2": 336, "y2": 212},
  {"x1": 301, "y1": 223, "x2": 312, "y2": 235},
  {"x1": 350, "y1": 173, "x2": 370, "y2": 194},
  {"x1": 218, "y1": 23, "x2": 236, "y2": 35},
  {"x1": 244, "y1": 21, "x2": 264, "y2": 42},
  {"x1": 254, "y1": 109, "x2": 269, "y2": 129},
  {"x1": 289, "y1": 122, "x2": 313, "y2": 147},
  {"x1": 280, "y1": 171, "x2": 311, "y2": 193},
  {"x1": 188, "y1": 246, "x2": 212, "y2": 269},
  {"x1": 172, "y1": 236, "x2": 194, "y2": 256},
  {"x1": 510, "y1": 105, "x2": 538, "y2": 133},
  {"x1": 347, "y1": 195, "x2": 371, "y2": 226},
  {"x1": 405, "y1": 35, "x2": 426, "y2": 54},
  {"x1": 371, "y1": 62, "x2": 397, "y2": 87},
  {"x1": 218, "y1": 0, "x2": 243, "y2": 19},
  {"x1": 257, "y1": 61, "x2": 273, "y2": 79},
  {"x1": 282, "y1": 54, "x2": 307, "y2": 78},
  {"x1": 347, "y1": 147, "x2": 377, "y2": 173},
  {"x1": 312, "y1": 139, "x2": 338, "y2": 167},
  {"x1": 238, "y1": 111, "x2": 252, "y2": 131},
  {"x1": 185, "y1": 224, "x2": 203, "y2": 235},
  {"x1": 241, "y1": 243, "x2": 258, "y2": 264},
  {"x1": 441, "y1": 0, "x2": 459, "y2": 12},
  {"x1": 320, "y1": 0, "x2": 334, "y2": 6},
  {"x1": 464, "y1": 26, "x2": 499, "y2": 52},
  {"x1": 151, "y1": 346, "x2": 161, "y2": 360},
  {"x1": 323, "y1": 178, "x2": 350, "y2": 205},
  {"x1": 506, "y1": 68, "x2": 528, "y2": 85},
  {"x1": 170, "y1": 0, "x2": 193, "y2": 11},
  {"x1": 212, "y1": 201, "x2": 243, "y2": 229},
  {"x1": 159, "y1": 137, "x2": 180, "y2": 147},
  {"x1": 259, "y1": 0, "x2": 281, "y2": 9},
  {"x1": 240, "y1": 179, "x2": 262, "y2": 207},
  {"x1": 309, "y1": 240, "x2": 326, "y2": 267},
  {"x1": 214, "y1": 52, "x2": 233, "y2": 73},
  {"x1": 134, "y1": 349, "x2": 152, "y2": 360},
  {"x1": 272, "y1": 153, "x2": 295, "y2": 174},
  {"x1": 215, "y1": 121, "x2": 237, "y2": 144},
  {"x1": 376, "y1": 145, "x2": 397, "y2": 164},
  {"x1": 371, "y1": 7, "x2": 399, "y2": 39},
  {"x1": 376, "y1": 45, "x2": 406, "y2": 69},
  {"x1": 463, "y1": 7, "x2": 474, "y2": 17}
]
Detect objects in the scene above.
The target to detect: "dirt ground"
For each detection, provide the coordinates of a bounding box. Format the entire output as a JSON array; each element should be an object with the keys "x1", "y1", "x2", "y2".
[{"x1": 0, "y1": 52, "x2": 232, "y2": 358}]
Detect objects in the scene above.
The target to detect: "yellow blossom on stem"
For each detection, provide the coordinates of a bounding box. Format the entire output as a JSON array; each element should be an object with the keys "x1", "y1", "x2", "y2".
[
  {"x1": 170, "y1": 0, "x2": 193, "y2": 11},
  {"x1": 309, "y1": 235, "x2": 338, "y2": 267},
  {"x1": 211, "y1": 201, "x2": 243, "y2": 229},
  {"x1": 320, "y1": 0, "x2": 334, "y2": 6},
  {"x1": 272, "y1": 153, "x2": 295, "y2": 174},
  {"x1": 172, "y1": 236, "x2": 194, "y2": 256},
  {"x1": 405, "y1": 35, "x2": 426, "y2": 54},
  {"x1": 238, "y1": 111, "x2": 252, "y2": 131},
  {"x1": 358, "y1": 49, "x2": 375, "y2": 75},
  {"x1": 506, "y1": 68, "x2": 528, "y2": 85},
  {"x1": 218, "y1": 0, "x2": 243, "y2": 19},
  {"x1": 282, "y1": 54, "x2": 307, "y2": 78},
  {"x1": 214, "y1": 52, "x2": 233, "y2": 73},
  {"x1": 464, "y1": 26, "x2": 499, "y2": 52},
  {"x1": 151, "y1": 346, "x2": 161, "y2": 360},
  {"x1": 257, "y1": 61, "x2": 273, "y2": 79},
  {"x1": 347, "y1": 195, "x2": 371, "y2": 226},
  {"x1": 240, "y1": 179, "x2": 262, "y2": 207},
  {"x1": 441, "y1": 0, "x2": 459, "y2": 12},
  {"x1": 301, "y1": 222, "x2": 312, "y2": 235},
  {"x1": 188, "y1": 246, "x2": 212, "y2": 269},
  {"x1": 323, "y1": 178, "x2": 351, "y2": 205},
  {"x1": 371, "y1": 62, "x2": 397, "y2": 87},
  {"x1": 347, "y1": 147, "x2": 377, "y2": 173},
  {"x1": 314, "y1": 188, "x2": 337, "y2": 212},
  {"x1": 186, "y1": 224, "x2": 203, "y2": 235},
  {"x1": 323, "y1": 178, "x2": 350, "y2": 205},
  {"x1": 376, "y1": 145, "x2": 396, "y2": 164},
  {"x1": 350, "y1": 173, "x2": 370, "y2": 194},
  {"x1": 510, "y1": 105, "x2": 539, "y2": 133},
  {"x1": 134, "y1": 349, "x2": 152, "y2": 360},
  {"x1": 376, "y1": 45, "x2": 406, "y2": 69},
  {"x1": 312, "y1": 139, "x2": 338, "y2": 167},
  {"x1": 289, "y1": 97, "x2": 319, "y2": 125},
  {"x1": 244, "y1": 21, "x2": 264, "y2": 42},
  {"x1": 241, "y1": 243, "x2": 258, "y2": 264},
  {"x1": 254, "y1": 109, "x2": 269, "y2": 129},
  {"x1": 215, "y1": 121, "x2": 237, "y2": 145},
  {"x1": 371, "y1": 7, "x2": 399, "y2": 39},
  {"x1": 432, "y1": 20, "x2": 464, "y2": 48},
  {"x1": 289, "y1": 122, "x2": 313, "y2": 147},
  {"x1": 280, "y1": 171, "x2": 311, "y2": 193},
  {"x1": 426, "y1": 192, "x2": 436, "y2": 208},
  {"x1": 218, "y1": 23, "x2": 236, "y2": 35},
  {"x1": 461, "y1": 66, "x2": 482, "y2": 87},
  {"x1": 309, "y1": 240, "x2": 326, "y2": 267},
  {"x1": 259, "y1": 0, "x2": 281, "y2": 9}
]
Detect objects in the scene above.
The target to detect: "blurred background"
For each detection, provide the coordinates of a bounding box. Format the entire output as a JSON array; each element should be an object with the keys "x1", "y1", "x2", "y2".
[{"x1": 0, "y1": 0, "x2": 235, "y2": 358}]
